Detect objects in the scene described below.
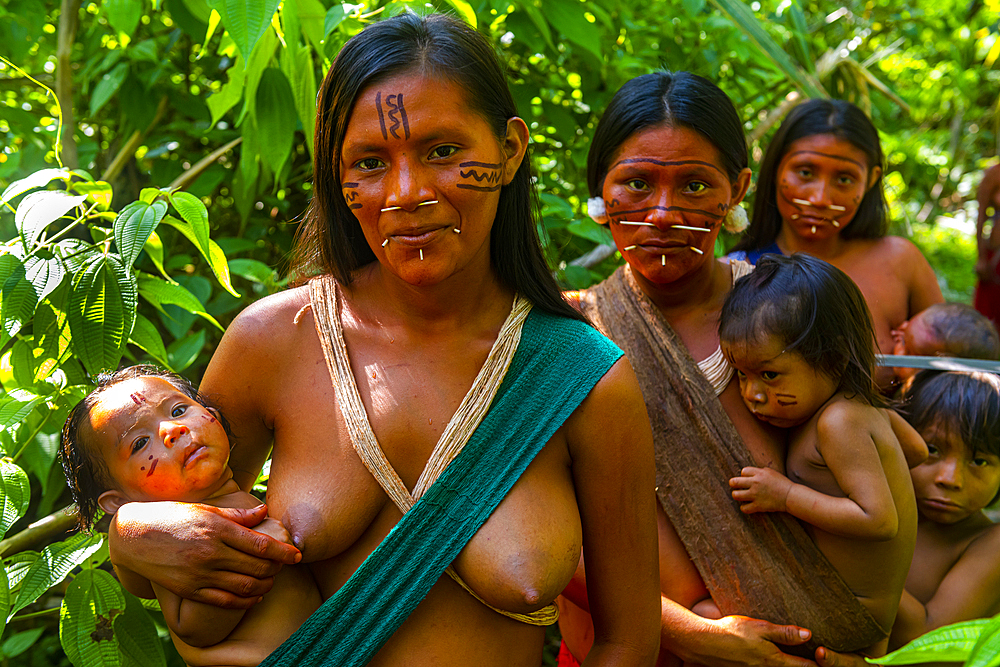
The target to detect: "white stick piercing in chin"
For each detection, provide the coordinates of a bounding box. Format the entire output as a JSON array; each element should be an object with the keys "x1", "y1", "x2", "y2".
[
  {"x1": 671, "y1": 225, "x2": 710, "y2": 232},
  {"x1": 623, "y1": 245, "x2": 637, "y2": 251},
  {"x1": 811, "y1": 225, "x2": 817, "y2": 234},
  {"x1": 661, "y1": 255, "x2": 666, "y2": 266},
  {"x1": 792, "y1": 198, "x2": 811, "y2": 206},
  {"x1": 419, "y1": 249, "x2": 424, "y2": 261},
  {"x1": 689, "y1": 246, "x2": 704, "y2": 255},
  {"x1": 828, "y1": 204, "x2": 846, "y2": 211},
  {"x1": 453, "y1": 228, "x2": 461, "y2": 234},
  {"x1": 381, "y1": 205, "x2": 402, "y2": 212},
  {"x1": 382, "y1": 239, "x2": 389, "y2": 247},
  {"x1": 619, "y1": 221, "x2": 656, "y2": 226},
  {"x1": 832, "y1": 221, "x2": 841, "y2": 228}
]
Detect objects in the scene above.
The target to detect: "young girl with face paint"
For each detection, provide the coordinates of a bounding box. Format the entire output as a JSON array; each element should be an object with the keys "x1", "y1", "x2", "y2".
[
  {"x1": 60, "y1": 366, "x2": 321, "y2": 667},
  {"x1": 719, "y1": 254, "x2": 917, "y2": 657},
  {"x1": 104, "y1": 14, "x2": 660, "y2": 667},
  {"x1": 730, "y1": 100, "x2": 943, "y2": 391}
]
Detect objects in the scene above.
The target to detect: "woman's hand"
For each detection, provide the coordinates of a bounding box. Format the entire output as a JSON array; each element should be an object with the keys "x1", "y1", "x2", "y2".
[{"x1": 109, "y1": 501, "x2": 301, "y2": 609}]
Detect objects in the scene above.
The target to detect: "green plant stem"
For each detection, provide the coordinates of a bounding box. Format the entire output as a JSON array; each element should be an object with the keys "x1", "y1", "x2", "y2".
[
  {"x1": 8, "y1": 606, "x2": 60, "y2": 622},
  {"x1": 10, "y1": 405, "x2": 55, "y2": 464}
]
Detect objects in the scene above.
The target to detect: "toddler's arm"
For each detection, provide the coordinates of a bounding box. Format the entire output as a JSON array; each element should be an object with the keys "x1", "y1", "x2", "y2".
[
  {"x1": 890, "y1": 525, "x2": 1000, "y2": 649},
  {"x1": 887, "y1": 409, "x2": 928, "y2": 468},
  {"x1": 731, "y1": 403, "x2": 898, "y2": 540}
]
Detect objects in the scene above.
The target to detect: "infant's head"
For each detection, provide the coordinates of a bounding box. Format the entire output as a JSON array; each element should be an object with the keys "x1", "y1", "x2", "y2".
[
  {"x1": 61, "y1": 366, "x2": 233, "y2": 531},
  {"x1": 892, "y1": 303, "x2": 1000, "y2": 381}
]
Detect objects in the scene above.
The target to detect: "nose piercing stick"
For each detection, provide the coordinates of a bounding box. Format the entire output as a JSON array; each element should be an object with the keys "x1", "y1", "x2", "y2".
[
  {"x1": 382, "y1": 239, "x2": 389, "y2": 247},
  {"x1": 619, "y1": 221, "x2": 656, "y2": 227},
  {"x1": 690, "y1": 247, "x2": 704, "y2": 255},
  {"x1": 381, "y1": 205, "x2": 402, "y2": 212},
  {"x1": 792, "y1": 198, "x2": 812, "y2": 206},
  {"x1": 828, "y1": 204, "x2": 846, "y2": 211},
  {"x1": 419, "y1": 249, "x2": 424, "y2": 261},
  {"x1": 417, "y1": 200, "x2": 438, "y2": 207},
  {"x1": 453, "y1": 228, "x2": 461, "y2": 234},
  {"x1": 381, "y1": 200, "x2": 438, "y2": 213},
  {"x1": 671, "y1": 225, "x2": 710, "y2": 232},
  {"x1": 623, "y1": 245, "x2": 637, "y2": 251}
]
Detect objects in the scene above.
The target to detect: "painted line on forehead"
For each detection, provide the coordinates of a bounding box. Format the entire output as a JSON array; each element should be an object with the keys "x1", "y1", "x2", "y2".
[
  {"x1": 613, "y1": 205, "x2": 724, "y2": 221},
  {"x1": 457, "y1": 183, "x2": 502, "y2": 192},
  {"x1": 784, "y1": 150, "x2": 865, "y2": 170},
  {"x1": 460, "y1": 161, "x2": 502, "y2": 169},
  {"x1": 610, "y1": 157, "x2": 727, "y2": 176},
  {"x1": 376, "y1": 92, "x2": 387, "y2": 140}
]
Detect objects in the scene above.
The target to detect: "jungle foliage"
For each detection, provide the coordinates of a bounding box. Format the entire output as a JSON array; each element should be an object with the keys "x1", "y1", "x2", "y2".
[{"x1": 0, "y1": 0, "x2": 999, "y2": 664}]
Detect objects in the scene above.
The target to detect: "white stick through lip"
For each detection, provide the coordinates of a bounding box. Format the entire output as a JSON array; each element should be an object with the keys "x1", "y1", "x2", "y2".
[
  {"x1": 382, "y1": 239, "x2": 389, "y2": 247},
  {"x1": 811, "y1": 225, "x2": 817, "y2": 234},
  {"x1": 419, "y1": 249, "x2": 424, "y2": 261},
  {"x1": 792, "y1": 198, "x2": 812, "y2": 206},
  {"x1": 623, "y1": 245, "x2": 637, "y2": 251},
  {"x1": 690, "y1": 246, "x2": 704, "y2": 255},
  {"x1": 661, "y1": 255, "x2": 666, "y2": 266}
]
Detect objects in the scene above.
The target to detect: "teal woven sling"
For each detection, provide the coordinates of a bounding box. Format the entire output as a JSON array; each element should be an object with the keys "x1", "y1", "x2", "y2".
[{"x1": 258, "y1": 308, "x2": 622, "y2": 667}]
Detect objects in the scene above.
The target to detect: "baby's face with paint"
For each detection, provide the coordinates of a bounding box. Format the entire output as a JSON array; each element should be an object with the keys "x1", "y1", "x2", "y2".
[{"x1": 84, "y1": 376, "x2": 232, "y2": 505}]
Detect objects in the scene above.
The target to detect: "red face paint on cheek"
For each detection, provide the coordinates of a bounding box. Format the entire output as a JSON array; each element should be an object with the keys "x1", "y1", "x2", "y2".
[
  {"x1": 130, "y1": 392, "x2": 146, "y2": 405},
  {"x1": 146, "y1": 459, "x2": 158, "y2": 477}
]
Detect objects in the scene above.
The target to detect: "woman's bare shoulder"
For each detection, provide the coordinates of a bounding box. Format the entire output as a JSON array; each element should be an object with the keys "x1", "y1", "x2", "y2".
[{"x1": 223, "y1": 284, "x2": 314, "y2": 345}]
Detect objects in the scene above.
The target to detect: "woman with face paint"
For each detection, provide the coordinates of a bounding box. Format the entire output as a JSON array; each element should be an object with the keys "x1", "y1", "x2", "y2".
[
  {"x1": 103, "y1": 14, "x2": 660, "y2": 667},
  {"x1": 729, "y1": 100, "x2": 943, "y2": 390},
  {"x1": 562, "y1": 73, "x2": 890, "y2": 667}
]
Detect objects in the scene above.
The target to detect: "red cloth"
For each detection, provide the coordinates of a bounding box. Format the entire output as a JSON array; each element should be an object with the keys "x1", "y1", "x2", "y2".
[
  {"x1": 557, "y1": 640, "x2": 581, "y2": 667},
  {"x1": 975, "y1": 249, "x2": 1000, "y2": 328}
]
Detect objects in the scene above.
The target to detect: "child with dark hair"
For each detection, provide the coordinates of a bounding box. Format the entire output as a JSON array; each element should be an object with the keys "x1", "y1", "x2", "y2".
[
  {"x1": 889, "y1": 370, "x2": 1000, "y2": 649},
  {"x1": 891, "y1": 303, "x2": 1000, "y2": 384},
  {"x1": 719, "y1": 253, "x2": 917, "y2": 656},
  {"x1": 60, "y1": 365, "x2": 320, "y2": 667}
]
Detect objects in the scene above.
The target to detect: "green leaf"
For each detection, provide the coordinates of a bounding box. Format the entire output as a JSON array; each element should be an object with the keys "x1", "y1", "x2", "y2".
[
  {"x1": 323, "y1": 3, "x2": 354, "y2": 37},
  {"x1": 0, "y1": 257, "x2": 33, "y2": 347},
  {"x1": 104, "y1": 0, "x2": 142, "y2": 37},
  {"x1": 541, "y1": 0, "x2": 602, "y2": 62},
  {"x1": 71, "y1": 181, "x2": 114, "y2": 210},
  {"x1": 228, "y1": 258, "x2": 277, "y2": 284},
  {"x1": 255, "y1": 67, "x2": 297, "y2": 177},
  {"x1": 114, "y1": 200, "x2": 168, "y2": 272},
  {"x1": 9, "y1": 340, "x2": 36, "y2": 389},
  {"x1": 59, "y1": 568, "x2": 125, "y2": 667},
  {"x1": 5, "y1": 552, "x2": 39, "y2": 590},
  {"x1": 0, "y1": 390, "x2": 46, "y2": 433},
  {"x1": 128, "y1": 313, "x2": 171, "y2": 367},
  {"x1": 0, "y1": 168, "x2": 71, "y2": 208},
  {"x1": 138, "y1": 188, "x2": 162, "y2": 205},
  {"x1": 16, "y1": 533, "x2": 105, "y2": 620},
  {"x1": 143, "y1": 230, "x2": 170, "y2": 280},
  {"x1": 511, "y1": 0, "x2": 555, "y2": 53},
  {"x1": 967, "y1": 614, "x2": 1000, "y2": 667},
  {"x1": 872, "y1": 618, "x2": 991, "y2": 664},
  {"x1": 24, "y1": 255, "x2": 66, "y2": 304},
  {"x1": 207, "y1": 0, "x2": 281, "y2": 63},
  {"x1": 708, "y1": 0, "x2": 826, "y2": 99},
  {"x1": 137, "y1": 273, "x2": 223, "y2": 330},
  {"x1": 15, "y1": 191, "x2": 88, "y2": 252},
  {"x1": 115, "y1": 591, "x2": 166, "y2": 667},
  {"x1": 168, "y1": 192, "x2": 211, "y2": 258},
  {"x1": 167, "y1": 329, "x2": 206, "y2": 372},
  {"x1": 90, "y1": 61, "x2": 130, "y2": 117},
  {"x1": 281, "y1": 45, "x2": 316, "y2": 158},
  {"x1": 1, "y1": 627, "x2": 45, "y2": 659},
  {"x1": 291, "y1": 0, "x2": 326, "y2": 52},
  {"x1": 0, "y1": 460, "x2": 29, "y2": 539},
  {"x1": 441, "y1": 0, "x2": 476, "y2": 27},
  {"x1": 161, "y1": 216, "x2": 240, "y2": 297},
  {"x1": 566, "y1": 219, "x2": 613, "y2": 245},
  {"x1": 67, "y1": 254, "x2": 138, "y2": 376},
  {"x1": 0, "y1": 568, "x2": 8, "y2": 639},
  {"x1": 207, "y1": 52, "x2": 247, "y2": 127}
]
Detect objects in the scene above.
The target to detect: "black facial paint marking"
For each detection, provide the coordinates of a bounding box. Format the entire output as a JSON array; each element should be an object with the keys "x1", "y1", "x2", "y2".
[
  {"x1": 375, "y1": 92, "x2": 387, "y2": 139},
  {"x1": 458, "y1": 162, "x2": 502, "y2": 192},
  {"x1": 376, "y1": 93, "x2": 409, "y2": 140},
  {"x1": 612, "y1": 205, "x2": 724, "y2": 221},
  {"x1": 717, "y1": 203, "x2": 727, "y2": 212},
  {"x1": 342, "y1": 183, "x2": 362, "y2": 210}
]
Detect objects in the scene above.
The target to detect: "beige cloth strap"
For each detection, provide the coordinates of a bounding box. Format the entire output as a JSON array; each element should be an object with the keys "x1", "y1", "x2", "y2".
[
  {"x1": 696, "y1": 259, "x2": 754, "y2": 395},
  {"x1": 308, "y1": 276, "x2": 558, "y2": 626}
]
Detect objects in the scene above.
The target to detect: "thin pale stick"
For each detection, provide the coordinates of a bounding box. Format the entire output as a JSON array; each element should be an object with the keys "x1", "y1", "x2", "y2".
[
  {"x1": 623, "y1": 245, "x2": 637, "y2": 251},
  {"x1": 417, "y1": 200, "x2": 439, "y2": 207},
  {"x1": 382, "y1": 239, "x2": 389, "y2": 247},
  {"x1": 619, "y1": 221, "x2": 656, "y2": 226},
  {"x1": 832, "y1": 221, "x2": 841, "y2": 228},
  {"x1": 792, "y1": 198, "x2": 811, "y2": 206},
  {"x1": 690, "y1": 246, "x2": 704, "y2": 255},
  {"x1": 671, "y1": 225, "x2": 710, "y2": 232},
  {"x1": 419, "y1": 249, "x2": 424, "y2": 261},
  {"x1": 381, "y1": 205, "x2": 402, "y2": 212},
  {"x1": 811, "y1": 225, "x2": 817, "y2": 234},
  {"x1": 453, "y1": 228, "x2": 461, "y2": 234},
  {"x1": 661, "y1": 255, "x2": 666, "y2": 266},
  {"x1": 828, "y1": 204, "x2": 846, "y2": 211}
]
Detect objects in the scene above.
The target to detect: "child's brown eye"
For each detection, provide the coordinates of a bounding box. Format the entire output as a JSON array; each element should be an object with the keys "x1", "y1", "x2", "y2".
[
  {"x1": 762, "y1": 371, "x2": 779, "y2": 381},
  {"x1": 171, "y1": 405, "x2": 187, "y2": 418},
  {"x1": 131, "y1": 437, "x2": 148, "y2": 453}
]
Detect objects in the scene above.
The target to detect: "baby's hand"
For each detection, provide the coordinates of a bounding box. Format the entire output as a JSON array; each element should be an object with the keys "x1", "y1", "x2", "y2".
[
  {"x1": 729, "y1": 467, "x2": 793, "y2": 514},
  {"x1": 253, "y1": 516, "x2": 293, "y2": 546}
]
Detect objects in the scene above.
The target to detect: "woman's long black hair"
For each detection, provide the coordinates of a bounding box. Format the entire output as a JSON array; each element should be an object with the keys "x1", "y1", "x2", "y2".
[
  {"x1": 292, "y1": 12, "x2": 583, "y2": 321},
  {"x1": 733, "y1": 99, "x2": 887, "y2": 253}
]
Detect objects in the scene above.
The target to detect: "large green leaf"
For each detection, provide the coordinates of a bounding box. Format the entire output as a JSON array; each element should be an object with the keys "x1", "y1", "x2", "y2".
[
  {"x1": 167, "y1": 329, "x2": 206, "y2": 372},
  {"x1": 24, "y1": 255, "x2": 67, "y2": 304},
  {"x1": 541, "y1": 0, "x2": 602, "y2": 62},
  {"x1": 207, "y1": 0, "x2": 280, "y2": 63},
  {"x1": 441, "y1": 0, "x2": 476, "y2": 28},
  {"x1": 4, "y1": 552, "x2": 39, "y2": 591},
  {"x1": 0, "y1": 567, "x2": 8, "y2": 640},
  {"x1": 59, "y1": 568, "x2": 124, "y2": 667},
  {"x1": 708, "y1": 0, "x2": 827, "y2": 99},
  {"x1": 1, "y1": 627, "x2": 45, "y2": 659},
  {"x1": 115, "y1": 591, "x2": 166, "y2": 667},
  {"x1": 0, "y1": 168, "x2": 71, "y2": 208},
  {"x1": 0, "y1": 390, "x2": 47, "y2": 433},
  {"x1": 280, "y1": 45, "x2": 316, "y2": 158},
  {"x1": 136, "y1": 273, "x2": 223, "y2": 330},
  {"x1": 207, "y1": 52, "x2": 247, "y2": 127},
  {"x1": 67, "y1": 254, "x2": 138, "y2": 376},
  {"x1": 128, "y1": 313, "x2": 171, "y2": 367},
  {"x1": 114, "y1": 200, "x2": 168, "y2": 272},
  {"x1": 90, "y1": 61, "x2": 130, "y2": 117},
  {"x1": 161, "y1": 216, "x2": 240, "y2": 297},
  {"x1": 291, "y1": 0, "x2": 326, "y2": 52},
  {"x1": 967, "y1": 614, "x2": 1000, "y2": 667},
  {"x1": 103, "y1": 0, "x2": 142, "y2": 37},
  {"x1": 0, "y1": 460, "x2": 30, "y2": 539},
  {"x1": 873, "y1": 618, "x2": 992, "y2": 664},
  {"x1": 168, "y1": 192, "x2": 211, "y2": 258},
  {"x1": 255, "y1": 67, "x2": 297, "y2": 177},
  {"x1": 15, "y1": 191, "x2": 88, "y2": 252},
  {"x1": 14, "y1": 532, "x2": 105, "y2": 620},
  {"x1": 0, "y1": 256, "x2": 32, "y2": 347}
]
